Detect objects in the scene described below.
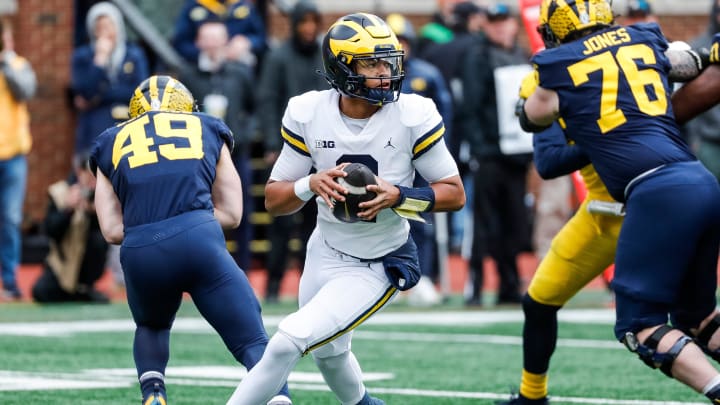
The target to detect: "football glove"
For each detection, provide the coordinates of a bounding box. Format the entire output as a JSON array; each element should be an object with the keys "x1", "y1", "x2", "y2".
[{"x1": 518, "y1": 70, "x2": 539, "y2": 100}]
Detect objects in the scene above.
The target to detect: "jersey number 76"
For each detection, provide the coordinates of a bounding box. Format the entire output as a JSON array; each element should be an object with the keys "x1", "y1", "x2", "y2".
[{"x1": 567, "y1": 43, "x2": 667, "y2": 134}]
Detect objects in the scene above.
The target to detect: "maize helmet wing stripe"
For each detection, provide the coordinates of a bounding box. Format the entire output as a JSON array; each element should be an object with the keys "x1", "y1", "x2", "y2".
[{"x1": 128, "y1": 75, "x2": 195, "y2": 118}]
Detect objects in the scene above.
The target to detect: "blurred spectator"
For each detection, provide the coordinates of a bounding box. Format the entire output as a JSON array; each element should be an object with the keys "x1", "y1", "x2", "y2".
[
  {"x1": 32, "y1": 154, "x2": 110, "y2": 304},
  {"x1": 71, "y1": 2, "x2": 149, "y2": 291},
  {"x1": 461, "y1": 3, "x2": 532, "y2": 306},
  {"x1": 387, "y1": 12, "x2": 453, "y2": 306},
  {"x1": 683, "y1": 0, "x2": 720, "y2": 182},
  {"x1": 421, "y1": 1, "x2": 486, "y2": 255},
  {"x1": 0, "y1": 0, "x2": 16, "y2": 52},
  {"x1": 179, "y1": 20, "x2": 256, "y2": 272},
  {"x1": 623, "y1": 0, "x2": 658, "y2": 25},
  {"x1": 0, "y1": 9, "x2": 35, "y2": 301},
  {"x1": 417, "y1": 0, "x2": 463, "y2": 53},
  {"x1": 172, "y1": 0, "x2": 266, "y2": 68},
  {"x1": 70, "y1": 1, "x2": 149, "y2": 156},
  {"x1": 256, "y1": 1, "x2": 326, "y2": 303}
]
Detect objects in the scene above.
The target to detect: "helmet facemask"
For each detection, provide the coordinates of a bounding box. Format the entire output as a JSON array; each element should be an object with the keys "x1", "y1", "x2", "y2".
[
  {"x1": 342, "y1": 50, "x2": 404, "y2": 105},
  {"x1": 321, "y1": 13, "x2": 406, "y2": 106}
]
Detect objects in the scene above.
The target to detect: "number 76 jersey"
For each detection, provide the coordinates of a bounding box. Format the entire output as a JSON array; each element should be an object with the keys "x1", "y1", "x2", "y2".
[
  {"x1": 532, "y1": 22, "x2": 695, "y2": 202},
  {"x1": 91, "y1": 111, "x2": 234, "y2": 228}
]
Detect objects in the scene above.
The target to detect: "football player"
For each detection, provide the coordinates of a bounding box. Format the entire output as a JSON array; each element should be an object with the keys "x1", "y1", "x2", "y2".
[
  {"x1": 517, "y1": 0, "x2": 720, "y2": 402},
  {"x1": 91, "y1": 76, "x2": 291, "y2": 405},
  {"x1": 226, "y1": 13, "x2": 465, "y2": 405},
  {"x1": 504, "y1": 31, "x2": 720, "y2": 403},
  {"x1": 499, "y1": 120, "x2": 622, "y2": 404}
]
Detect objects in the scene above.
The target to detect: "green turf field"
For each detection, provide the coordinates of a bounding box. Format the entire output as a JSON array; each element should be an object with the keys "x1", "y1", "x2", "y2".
[{"x1": 0, "y1": 292, "x2": 710, "y2": 404}]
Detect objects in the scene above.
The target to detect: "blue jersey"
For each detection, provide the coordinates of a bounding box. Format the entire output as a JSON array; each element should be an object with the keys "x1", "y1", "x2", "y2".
[
  {"x1": 532, "y1": 23, "x2": 695, "y2": 201},
  {"x1": 90, "y1": 111, "x2": 233, "y2": 228}
]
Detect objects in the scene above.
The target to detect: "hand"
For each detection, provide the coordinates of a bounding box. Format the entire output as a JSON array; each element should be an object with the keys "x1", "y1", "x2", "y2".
[
  {"x1": 74, "y1": 95, "x2": 90, "y2": 111},
  {"x1": 93, "y1": 36, "x2": 114, "y2": 66},
  {"x1": 309, "y1": 163, "x2": 350, "y2": 209},
  {"x1": 359, "y1": 177, "x2": 402, "y2": 221},
  {"x1": 711, "y1": 33, "x2": 720, "y2": 64},
  {"x1": 2, "y1": 27, "x2": 13, "y2": 52},
  {"x1": 518, "y1": 70, "x2": 539, "y2": 100},
  {"x1": 226, "y1": 35, "x2": 251, "y2": 61},
  {"x1": 65, "y1": 185, "x2": 85, "y2": 210}
]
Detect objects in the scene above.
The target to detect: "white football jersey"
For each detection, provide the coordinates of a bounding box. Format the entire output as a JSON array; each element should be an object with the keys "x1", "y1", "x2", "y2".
[{"x1": 269, "y1": 90, "x2": 459, "y2": 259}]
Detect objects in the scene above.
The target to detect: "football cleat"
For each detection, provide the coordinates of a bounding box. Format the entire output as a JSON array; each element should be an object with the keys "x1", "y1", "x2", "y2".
[
  {"x1": 267, "y1": 394, "x2": 292, "y2": 405},
  {"x1": 496, "y1": 392, "x2": 549, "y2": 405},
  {"x1": 142, "y1": 382, "x2": 167, "y2": 405},
  {"x1": 356, "y1": 391, "x2": 385, "y2": 405}
]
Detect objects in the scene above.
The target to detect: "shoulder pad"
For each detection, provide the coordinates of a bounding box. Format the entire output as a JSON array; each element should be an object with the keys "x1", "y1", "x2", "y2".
[
  {"x1": 397, "y1": 93, "x2": 436, "y2": 127},
  {"x1": 287, "y1": 90, "x2": 325, "y2": 124}
]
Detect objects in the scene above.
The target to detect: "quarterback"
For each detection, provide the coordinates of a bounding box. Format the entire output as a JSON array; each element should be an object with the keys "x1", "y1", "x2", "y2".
[
  {"x1": 226, "y1": 13, "x2": 465, "y2": 405},
  {"x1": 519, "y1": 0, "x2": 720, "y2": 402}
]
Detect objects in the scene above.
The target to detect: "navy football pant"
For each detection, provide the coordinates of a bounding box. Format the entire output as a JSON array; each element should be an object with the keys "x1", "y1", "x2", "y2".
[
  {"x1": 613, "y1": 161, "x2": 720, "y2": 339},
  {"x1": 120, "y1": 211, "x2": 288, "y2": 397}
]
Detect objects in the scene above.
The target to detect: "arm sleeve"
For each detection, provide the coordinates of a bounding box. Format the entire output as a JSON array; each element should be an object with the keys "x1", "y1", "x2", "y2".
[
  {"x1": 533, "y1": 122, "x2": 590, "y2": 179},
  {"x1": 2, "y1": 53, "x2": 36, "y2": 101}
]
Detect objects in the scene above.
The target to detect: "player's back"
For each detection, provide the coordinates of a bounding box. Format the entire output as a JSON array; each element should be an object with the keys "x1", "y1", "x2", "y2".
[
  {"x1": 91, "y1": 110, "x2": 234, "y2": 228},
  {"x1": 533, "y1": 23, "x2": 695, "y2": 201}
]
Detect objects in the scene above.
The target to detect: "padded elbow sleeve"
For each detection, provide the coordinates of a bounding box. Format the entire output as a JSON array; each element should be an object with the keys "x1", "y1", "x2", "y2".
[{"x1": 518, "y1": 102, "x2": 552, "y2": 133}]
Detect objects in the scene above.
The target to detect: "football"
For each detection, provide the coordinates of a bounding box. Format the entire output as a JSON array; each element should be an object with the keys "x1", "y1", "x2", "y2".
[{"x1": 332, "y1": 163, "x2": 377, "y2": 223}]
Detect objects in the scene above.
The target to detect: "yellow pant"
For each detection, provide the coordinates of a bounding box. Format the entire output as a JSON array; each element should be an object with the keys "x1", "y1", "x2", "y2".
[{"x1": 528, "y1": 198, "x2": 623, "y2": 307}]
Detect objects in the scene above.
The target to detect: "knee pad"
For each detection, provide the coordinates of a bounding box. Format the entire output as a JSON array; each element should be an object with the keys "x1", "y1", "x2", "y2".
[
  {"x1": 313, "y1": 350, "x2": 349, "y2": 370},
  {"x1": 695, "y1": 313, "x2": 720, "y2": 362},
  {"x1": 621, "y1": 325, "x2": 692, "y2": 378},
  {"x1": 277, "y1": 312, "x2": 314, "y2": 353},
  {"x1": 265, "y1": 332, "x2": 303, "y2": 365}
]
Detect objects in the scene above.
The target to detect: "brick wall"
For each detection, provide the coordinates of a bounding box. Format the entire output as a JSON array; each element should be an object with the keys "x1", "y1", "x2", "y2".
[
  {"x1": 10, "y1": 2, "x2": 716, "y2": 223},
  {"x1": 13, "y1": 0, "x2": 75, "y2": 222}
]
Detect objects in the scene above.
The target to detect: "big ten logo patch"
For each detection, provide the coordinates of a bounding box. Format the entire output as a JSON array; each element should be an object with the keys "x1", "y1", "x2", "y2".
[{"x1": 315, "y1": 140, "x2": 336, "y2": 149}]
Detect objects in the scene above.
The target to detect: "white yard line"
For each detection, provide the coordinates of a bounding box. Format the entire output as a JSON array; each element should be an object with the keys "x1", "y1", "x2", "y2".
[
  {"x1": 0, "y1": 309, "x2": 616, "y2": 336},
  {"x1": 0, "y1": 369, "x2": 707, "y2": 404}
]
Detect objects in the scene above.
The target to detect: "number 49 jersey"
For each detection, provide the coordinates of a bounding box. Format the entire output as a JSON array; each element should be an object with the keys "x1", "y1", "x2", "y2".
[
  {"x1": 533, "y1": 23, "x2": 695, "y2": 202},
  {"x1": 90, "y1": 111, "x2": 234, "y2": 228},
  {"x1": 270, "y1": 90, "x2": 459, "y2": 259}
]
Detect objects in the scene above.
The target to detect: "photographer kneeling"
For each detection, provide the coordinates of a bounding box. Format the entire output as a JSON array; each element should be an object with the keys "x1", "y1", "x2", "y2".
[{"x1": 32, "y1": 153, "x2": 109, "y2": 303}]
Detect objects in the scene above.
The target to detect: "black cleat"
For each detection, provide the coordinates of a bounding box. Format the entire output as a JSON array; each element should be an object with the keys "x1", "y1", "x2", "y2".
[{"x1": 496, "y1": 392, "x2": 548, "y2": 405}]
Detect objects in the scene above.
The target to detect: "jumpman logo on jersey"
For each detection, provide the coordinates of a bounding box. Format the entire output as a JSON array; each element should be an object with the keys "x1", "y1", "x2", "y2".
[{"x1": 385, "y1": 138, "x2": 395, "y2": 149}]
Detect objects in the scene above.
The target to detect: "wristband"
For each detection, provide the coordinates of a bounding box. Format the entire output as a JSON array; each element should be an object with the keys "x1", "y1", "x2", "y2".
[
  {"x1": 293, "y1": 175, "x2": 314, "y2": 201},
  {"x1": 518, "y1": 103, "x2": 552, "y2": 133},
  {"x1": 687, "y1": 48, "x2": 710, "y2": 71},
  {"x1": 392, "y1": 186, "x2": 435, "y2": 223},
  {"x1": 392, "y1": 185, "x2": 435, "y2": 211}
]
